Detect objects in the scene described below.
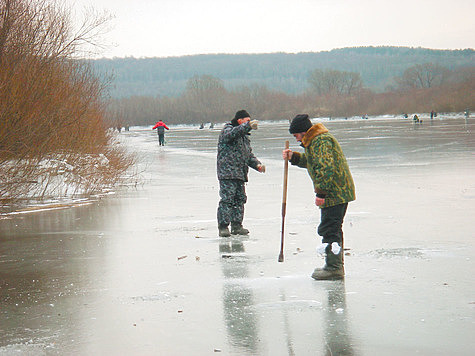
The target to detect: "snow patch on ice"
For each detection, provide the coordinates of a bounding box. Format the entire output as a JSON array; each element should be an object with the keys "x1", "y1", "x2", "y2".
[
  {"x1": 316, "y1": 243, "x2": 341, "y2": 255},
  {"x1": 331, "y1": 242, "x2": 341, "y2": 255},
  {"x1": 369, "y1": 248, "x2": 425, "y2": 259},
  {"x1": 317, "y1": 243, "x2": 328, "y2": 255}
]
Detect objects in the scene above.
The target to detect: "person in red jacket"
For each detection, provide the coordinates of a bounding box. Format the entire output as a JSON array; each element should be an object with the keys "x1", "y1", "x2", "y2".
[{"x1": 152, "y1": 119, "x2": 170, "y2": 146}]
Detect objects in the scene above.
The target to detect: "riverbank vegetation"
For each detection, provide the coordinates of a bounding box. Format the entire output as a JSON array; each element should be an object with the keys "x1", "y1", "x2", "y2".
[
  {"x1": 0, "y1": 0, "x2": 134, "y2": 206},
  {"x1": 109, "y1": 64, "x2": 473, "y2": 127}
]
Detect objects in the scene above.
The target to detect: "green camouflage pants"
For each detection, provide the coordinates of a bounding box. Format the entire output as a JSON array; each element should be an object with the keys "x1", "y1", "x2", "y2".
[{"x1": 217, "y1": 179, "x2": 247, "y2": 226}]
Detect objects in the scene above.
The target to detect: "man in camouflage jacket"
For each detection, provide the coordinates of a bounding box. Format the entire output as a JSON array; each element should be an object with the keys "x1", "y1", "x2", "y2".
[
  {"x1": 283, "y1": 114, "x2": 355, "y2": 280},
  {"x1": 217, "y1": 110, "x2": 265, "y2": 237}
]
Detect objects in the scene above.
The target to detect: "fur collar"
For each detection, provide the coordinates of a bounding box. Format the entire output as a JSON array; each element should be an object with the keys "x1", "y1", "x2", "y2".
[{"x1": 301, "y1": 123, "x2": 329, "y2": 147}]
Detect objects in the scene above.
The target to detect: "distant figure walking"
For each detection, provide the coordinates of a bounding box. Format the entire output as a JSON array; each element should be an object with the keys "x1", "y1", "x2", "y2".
[{"x1": 152, "y1": 119, "x2": 170, "y2": 146}]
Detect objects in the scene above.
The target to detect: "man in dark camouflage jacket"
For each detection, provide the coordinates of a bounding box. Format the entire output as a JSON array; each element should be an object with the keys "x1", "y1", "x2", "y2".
[
  {"x1": 217, "y1": 110, "x2": 265, "y2": 237},
  {"x1": 283, "y1": 114, "x2": 355, "y2": 280}
]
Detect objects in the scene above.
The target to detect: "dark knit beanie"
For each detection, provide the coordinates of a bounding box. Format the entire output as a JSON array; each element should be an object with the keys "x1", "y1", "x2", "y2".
[
  {"x1": 289, "y1": 114, "x2": 312, "y2": 134},
  {"x1": 234, "y1": 110, "x2": 250, "y2": 120},
  {"x1": 231, "y1": 110, "x2": 251, "y2": 126}
]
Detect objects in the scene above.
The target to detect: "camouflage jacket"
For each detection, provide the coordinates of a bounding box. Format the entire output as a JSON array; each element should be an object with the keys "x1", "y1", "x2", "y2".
[
  {"x1": 217, "y1": 122, "x2": 261, "y2": 182},
  {"x1": 290, "y1": 123, "x2": 355, "y2": 208}
]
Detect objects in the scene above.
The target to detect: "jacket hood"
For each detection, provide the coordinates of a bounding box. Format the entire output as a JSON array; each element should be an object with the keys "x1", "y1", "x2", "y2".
[{"x1": 301, "y1": 123, "x2": 329, "y2": 147}]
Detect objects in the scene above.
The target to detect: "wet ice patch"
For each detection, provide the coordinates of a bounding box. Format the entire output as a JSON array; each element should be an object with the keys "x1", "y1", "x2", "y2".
[
  {"x1": 0, "y1": 341, "x2": 56, "y2": 355},
  {"x1": 2, "y1": 199, "x2": 94, "y2": 216}
]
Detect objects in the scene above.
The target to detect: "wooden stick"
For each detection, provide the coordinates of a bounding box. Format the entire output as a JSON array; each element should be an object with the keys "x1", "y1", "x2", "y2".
[{"x1": 278, "y1": 140, "x2": 290, "y2": 262}]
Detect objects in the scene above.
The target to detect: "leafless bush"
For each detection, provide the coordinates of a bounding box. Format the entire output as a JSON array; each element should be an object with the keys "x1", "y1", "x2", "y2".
[{"x1": 0, "y1": 0, "x2": 133, "y2": 206}]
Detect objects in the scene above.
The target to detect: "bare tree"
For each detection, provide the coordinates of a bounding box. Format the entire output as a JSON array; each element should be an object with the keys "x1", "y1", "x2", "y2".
[
  {"x1": 308, "y1": 69, "x2": 363, "y2": 96},
  {"x1": 183, "y1": 75, "x2": 230, "y2": 122},
  {"x1": 397, "y1": 63, "x2": 450, "y2": 89}
]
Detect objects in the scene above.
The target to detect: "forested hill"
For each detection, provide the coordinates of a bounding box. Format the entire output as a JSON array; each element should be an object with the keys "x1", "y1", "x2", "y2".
[{"x1": 90, "y1": 46, "x2": 474, "y2": 98}]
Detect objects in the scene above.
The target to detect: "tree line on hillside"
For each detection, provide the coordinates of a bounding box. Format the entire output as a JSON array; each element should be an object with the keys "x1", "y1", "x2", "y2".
[
  {"x1": 107, "y1": 64, "x2": 474, "y2": 127},
  {"x1": 0, "y1": 0, "x2": 133, "y2": 204},
  {"x1": 92, "y1": 47, "x2": 474, "y2": 98}
]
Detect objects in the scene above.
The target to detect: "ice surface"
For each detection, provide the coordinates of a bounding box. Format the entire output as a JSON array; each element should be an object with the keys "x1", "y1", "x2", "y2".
[{"x1": 0, "y1": 115, "x2": 474, "y2": 355}]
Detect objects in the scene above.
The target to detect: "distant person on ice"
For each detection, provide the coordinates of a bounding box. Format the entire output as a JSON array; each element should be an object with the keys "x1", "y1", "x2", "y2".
[
  {"x1": 282, "y1": 114, "x2": 355, "y2": 280},
  {"x1": 152, "y1": 119, "x2": 169, "y2": 146},
  {"x1": 413, "y1": 114, "x2": 421, "y2": 124},
  {"x1": 216, "y1": 110, "x2": 265, "y2": 237}
]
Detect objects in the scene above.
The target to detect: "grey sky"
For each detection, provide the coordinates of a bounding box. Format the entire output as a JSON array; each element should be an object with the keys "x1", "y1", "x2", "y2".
[{"x1": 66, "y1": 0, "x2": 475, "y2": 58}]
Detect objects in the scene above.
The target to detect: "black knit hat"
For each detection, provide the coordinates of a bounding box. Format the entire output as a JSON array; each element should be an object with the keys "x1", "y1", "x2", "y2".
[
  {"x1": 234, "y1": 110, "x2": 250, "y2": 120},
  {"x1": 289, "y1": 114, "x2": 312, "y2": 134}
]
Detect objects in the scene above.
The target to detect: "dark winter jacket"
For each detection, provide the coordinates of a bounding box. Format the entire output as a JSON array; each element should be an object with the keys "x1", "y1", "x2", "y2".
[
  {"x1": 217, "y1": 122, "x2": 261, "y2": 182},
  {"x1": 153, "y1": 121, "x2": 169, "y2": 134},
  {"x1": 290, "y1": 123, "x2": 355, "y2": 208}
]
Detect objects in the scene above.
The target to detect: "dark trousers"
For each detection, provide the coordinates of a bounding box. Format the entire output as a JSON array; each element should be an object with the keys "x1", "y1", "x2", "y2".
[
  {"x1": 318, "y1": 203, "x2": 348, "y2": 245},
  {"x1": 158, "y1": 133, "x2": 165, "y2": 145},
  {"x1": 217, "y1": 179, "x2": 247, "y2": 226}
]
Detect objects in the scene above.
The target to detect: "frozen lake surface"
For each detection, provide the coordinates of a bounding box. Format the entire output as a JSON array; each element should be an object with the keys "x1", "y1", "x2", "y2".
[{"x1": 1, "y1": 116, "x2": 474, "y2": 355}]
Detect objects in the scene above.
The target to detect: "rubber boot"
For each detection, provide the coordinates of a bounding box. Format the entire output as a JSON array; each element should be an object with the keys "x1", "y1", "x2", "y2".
[
  {"x1": 218, "y1": 224, "x2": 231, "y2": 237},
  {"x1": 312, "y1": 243, "x2": 344, "y2": 280},
  {"x1": 231, "y1": 222, "x2": 249, "y2": 235}
]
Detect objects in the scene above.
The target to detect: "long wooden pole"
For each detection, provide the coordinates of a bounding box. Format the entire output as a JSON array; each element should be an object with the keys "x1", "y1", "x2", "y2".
[{"x1": 278, "y1": 140, "x2": 289, "y2": 262}]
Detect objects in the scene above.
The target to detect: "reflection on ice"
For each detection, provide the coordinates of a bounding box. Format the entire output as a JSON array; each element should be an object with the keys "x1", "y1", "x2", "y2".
[
  {"x1": 322, "y1": 281, "x2": 356, "y2": 355},
  {"x1": 220, "y1": 239, "x2": 259, "y2": 354}
]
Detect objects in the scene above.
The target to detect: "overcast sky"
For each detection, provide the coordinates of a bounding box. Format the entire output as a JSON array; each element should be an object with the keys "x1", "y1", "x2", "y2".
[{"x1": 66, "y1": 0, "x2": 475, "y2": 58}]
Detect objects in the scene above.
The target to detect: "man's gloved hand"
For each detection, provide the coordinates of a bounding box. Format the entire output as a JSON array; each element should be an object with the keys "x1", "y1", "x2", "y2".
[
  {"x1": 257, "y1": 164, "x2": 266, "y2": 173},
  {"x1": 250, "y1": 120, "x2": 259, "y2": 130}
]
